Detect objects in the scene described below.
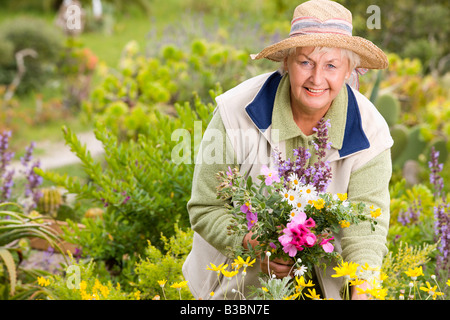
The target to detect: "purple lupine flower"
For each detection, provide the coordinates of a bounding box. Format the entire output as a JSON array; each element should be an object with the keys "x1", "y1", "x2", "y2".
[
  {"x1": 21, "y1": 141, "x2": 36, "y2": 167},
  {"x1": 24, "y1": 160, "x2": 43, "y2": 209},
  {"x1": 429, "y1": 147, "x2": 445, "y2": 200},
  {"x1": 398, "y1": 198, "x2": 422, "y2": 226},
  {"x1": 0, "y1": 131, "x2": 14, "y2": 176},
  {"x1": 273, "y1": 118, "x2": 332, "y2": 192},
  {"x1": 428, "y1": 146, "x2": 449, "y2": 275},
  {"x1": 1, "y1": 169, "x2": 15, "y2": 201},
  {"x1": 434, "y1": 203, "x2": 449, "y2": 274}
]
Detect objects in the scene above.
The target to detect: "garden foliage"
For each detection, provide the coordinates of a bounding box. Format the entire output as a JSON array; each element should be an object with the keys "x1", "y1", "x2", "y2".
[{"x1": 35, "y1": 89, "x2": 215, "y2": 272}]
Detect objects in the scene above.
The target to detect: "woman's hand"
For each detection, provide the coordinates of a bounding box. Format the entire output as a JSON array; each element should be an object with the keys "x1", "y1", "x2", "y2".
[
  {"x1": 351, "y1": 281, "x2": 370, "y2": 300},
  {"x1": 243, "y1": 232, "x2": 294, "y2": 279},
  {"x1": 260, "y1": 253, "x2": 294, "y2": 278}
]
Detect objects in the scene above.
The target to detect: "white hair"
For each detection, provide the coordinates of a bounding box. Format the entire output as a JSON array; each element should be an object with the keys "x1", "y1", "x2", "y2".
[{"x1": 278, "y1": 47, "x2": 360, "y2": 76}]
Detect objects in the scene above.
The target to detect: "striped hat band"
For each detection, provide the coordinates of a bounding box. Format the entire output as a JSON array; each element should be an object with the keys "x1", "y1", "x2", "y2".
[{"x1": 290, "y1": 17, "x2": 353, "y2": 37}]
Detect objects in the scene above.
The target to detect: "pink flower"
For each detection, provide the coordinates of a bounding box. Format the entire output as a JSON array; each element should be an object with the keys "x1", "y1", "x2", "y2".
[
  {"x1": 246, "y1": 211, "x2": 258, "y2": 231},
  {"x1": 304, "y1": 233, "x2": 317, "y2": 246},
  {"x1": 320, "y1": 236, "x2": 335, "y2": 253},
  {"x1": 241, "y1": 203, "x2": 257, "y2": 230},
  {"x1": 278, "y1": 212, "x2": 317, "y2": 257},
  {"x1": 261, "y1": 165, "x2": 280, "y2": 186},
  {"x1": 240, "y1": 203, "x2": 250, "y2": 213}
]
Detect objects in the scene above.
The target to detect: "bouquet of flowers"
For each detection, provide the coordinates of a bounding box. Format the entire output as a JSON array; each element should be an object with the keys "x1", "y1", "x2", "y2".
[{"x1": 216, "y1": 119, "x2": 380, "y2": 276}]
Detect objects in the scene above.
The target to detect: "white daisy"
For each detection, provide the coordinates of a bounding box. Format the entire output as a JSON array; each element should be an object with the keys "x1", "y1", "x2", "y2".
[
  {"x1": 294, "y1": 265, "x2": 308, "y2": 277},
  {"x1": 288, "y1": 173, "x2": 301, "y2": 190}
]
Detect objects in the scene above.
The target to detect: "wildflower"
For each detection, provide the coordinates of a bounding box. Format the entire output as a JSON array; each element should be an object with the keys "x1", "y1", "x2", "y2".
[
  {"x1": 370, "y1": 207, "x2": 382, "y2": 218},
  {"x1": 339, "y1": 220, "x2": 350, "y2": 228},
  {"x1": 99, "y1": 283, "x2": 110, "y2": 298},
  {"x1": 332, "y1": 261, "x2": 359, "y2": 279},
  {"x1": 429, "y1": 146, "x2": 444, "y2": 199},
  {"x1": 240, "y1": 202, "x2": 252, "y2": 214},
  {"x1": 360, "y1": 263, "x2": 380, "y2": 272},
  {"x1": 369, "y1": 287, "x2": 388, "y2": 300},
  {"x1": 134, "y1": 290, "x2": 141, "y2": 300},
  {"x1": 337, "y1": 193, "x2": 347, "y2": 201},
  {"x1": 246, "y1": 211, "x2": 258, "y2": 231},
  {"x1": 283, "y1": 292, "x2": 300, "y2": 300},
  {"x1": 262, "y1": 287, "x2": 269, "y2": 292},
  {"x1": 313, "y1": 198, "x2": 325, "y2": 210},
  {"x1": 299, "y1": 185, "x2": 318, "y2": 202},
  {"x1": 241, "y1": 202, "x2": 258, "y2": 231},
  {"x1": 170, "y1": 281, "x2": 188, "y2": 290},
  {"x1": 378, "y1": 272, "x2": 388, "y2": 282},
  {"x1": 210, "y1": 291, "x2": 215, "y2": 297},
  {"x1": 304, "y1": 288, "x2": 321, "y2": 300},
  {"x1": 278, "y1": 212, "x2": 317, "y2": 257},
  {"x1": 233, "y1": 256, "x2": 256, "y2": 271},
  {"x1": 294, "y1": 265, "x2": 308, "y2": 277},
  {"x1": 207, "y1": 263, "x2": 228, "y2": 274},
  {"x1": 222, "y1": 269, "x2": 239, "y2": 280},
  {"x1": 295, "y1": 276, "x2": 314, "y2": 289},
  {"x1": 349, "y1": 278, "x2": 365, "y2": 287},
  {"x1": 420, "y1": 281, "x2": 444, "y2": 300},
  {"x1": 288, "y1": 173, "x2": 301, "y2": 189},
  {"x1": 404, "y1": 266, "x2": 424, "y2": 280},
  {"x1": 158, "y1": 279, "x2": 167, "y2": 287},
  {"x1": 269, "y1": 242, "x2": 277, "y2": 250},
  {"x1": 79, "y1": 280, "x2": 87, "y2": 291},
  {"x1": 320, "y1": 236, "x2": 335, "y2": 253},
  {"x1": 261, "y1": 165, "x2": 280, "y2": 186},
  {"x1": 37, "y1": 276, "x2": 50, "y2": 287},
  {"x1": 446, "y1": 279, "x2": 450, "y2": 287}
]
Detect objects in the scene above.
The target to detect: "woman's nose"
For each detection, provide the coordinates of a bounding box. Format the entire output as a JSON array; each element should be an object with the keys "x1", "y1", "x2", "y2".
[{"x1": 309, "y1": 66, "x2": 324, "y2": 85}]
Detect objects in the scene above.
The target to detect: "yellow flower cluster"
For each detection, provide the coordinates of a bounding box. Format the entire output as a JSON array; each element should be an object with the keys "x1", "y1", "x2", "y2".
[
  {"x1": 79, "y1": 279, "x2": 112, "y2": 300},
  {"x1": 37, "y1": 276, "x2": 50, "y2": 287},
  {"x1": 370, "y1": 205, "x2": 382, "y2": 218},
  {"x1": 331, "y1": 261, "x2": 388, "y2": 300}
]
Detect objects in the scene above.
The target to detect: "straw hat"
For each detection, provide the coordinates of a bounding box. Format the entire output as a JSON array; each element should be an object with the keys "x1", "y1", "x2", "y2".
[{"x1": 251, "y1": 0, "x2": 388, "y2": 70}]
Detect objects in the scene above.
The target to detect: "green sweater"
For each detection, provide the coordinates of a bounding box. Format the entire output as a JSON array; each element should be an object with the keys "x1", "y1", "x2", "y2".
[{"x1": 187, "y1": 75, "x2": 391, "y2": 269}]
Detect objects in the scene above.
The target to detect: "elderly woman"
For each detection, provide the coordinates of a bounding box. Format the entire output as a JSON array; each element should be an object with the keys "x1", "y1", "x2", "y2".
[{"x1": 183, "y1": 0, "x2": 392, "y2": 300}]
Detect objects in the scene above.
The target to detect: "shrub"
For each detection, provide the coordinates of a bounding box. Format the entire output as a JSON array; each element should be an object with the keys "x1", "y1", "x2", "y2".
[
  {"x1": 0, "y1": 17, "x2": 64, "y2": 95},
  {"x1": 133, "y1": 224, "x2": 193, "y2": 300},
  {"x1": 36, "y1": 91, "x2": 215, "y2": 273}
]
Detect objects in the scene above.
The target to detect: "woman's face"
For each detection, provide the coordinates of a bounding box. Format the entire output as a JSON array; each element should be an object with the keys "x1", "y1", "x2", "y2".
[{"x1": 285, "y1": 47, "x2": 351, "y2": 115}]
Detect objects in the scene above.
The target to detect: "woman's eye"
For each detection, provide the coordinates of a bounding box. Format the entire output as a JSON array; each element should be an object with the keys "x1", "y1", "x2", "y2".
[
  {"x1": 327, "y1": 64, "x2": 336, "y2": 69},
  {"x1": 299, "y1": 60, "x2": 313, "y2": 68}
]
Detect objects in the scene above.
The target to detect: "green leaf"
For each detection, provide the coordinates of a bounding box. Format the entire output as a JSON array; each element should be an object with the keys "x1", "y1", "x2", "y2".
[{"x1": 0, "y1": 248, "x2": 16, "y2": 296}]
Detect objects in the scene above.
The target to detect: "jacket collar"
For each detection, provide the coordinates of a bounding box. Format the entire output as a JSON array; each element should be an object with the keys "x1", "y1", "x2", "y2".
[{"x1": 245, "y1": 71, "x2": 370, "y2": 159}]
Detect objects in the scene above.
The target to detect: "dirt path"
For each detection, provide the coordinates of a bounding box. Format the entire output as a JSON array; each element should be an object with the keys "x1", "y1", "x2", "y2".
[{"x1": 10, "y1": 130, "x2": 104, "y2": 172}]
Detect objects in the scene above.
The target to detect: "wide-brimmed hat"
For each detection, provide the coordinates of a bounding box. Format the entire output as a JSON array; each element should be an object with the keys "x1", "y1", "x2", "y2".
[{"x1": 251, "y1": 0, "x2": 388, "y2": 70}]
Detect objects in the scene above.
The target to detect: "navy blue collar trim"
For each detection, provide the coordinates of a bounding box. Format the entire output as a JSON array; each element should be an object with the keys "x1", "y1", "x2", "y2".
[
  {"x1": 245, "y1": 73, "x2": 370, "y2": 158},
  {"x1": 339, "y1": 85, "x2": 370, "y2": 158},
  {"x1": 245, "y1": 71, "x2": 282, "y2": 132}
]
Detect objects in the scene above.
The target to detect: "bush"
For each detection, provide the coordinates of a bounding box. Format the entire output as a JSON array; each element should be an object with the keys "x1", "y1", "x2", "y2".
[
  {"x1": 36, "y1": 91, "x2": 215, "y2": 273},
  {"x1": 133, "y1": 224, "x2": 193, "y2": 300},
  {"x1": 0, "y1": 17, "x2": 64, "y2": 95}
]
